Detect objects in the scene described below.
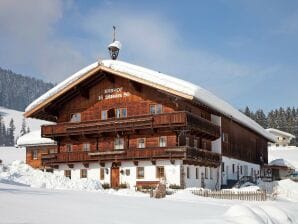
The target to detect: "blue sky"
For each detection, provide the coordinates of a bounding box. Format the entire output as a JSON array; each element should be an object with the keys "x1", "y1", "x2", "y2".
[{"x1": 0, "y1": 0, "x2": 297, "y2": 111}]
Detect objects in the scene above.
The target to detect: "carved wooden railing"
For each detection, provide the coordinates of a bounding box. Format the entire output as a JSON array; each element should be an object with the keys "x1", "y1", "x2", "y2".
[
  {"x1": 41, "y1": 111, "x2": 220, "y2": 139},
  {"x1": 41, "y1": 147, "x2": 221, "y2": 167}
]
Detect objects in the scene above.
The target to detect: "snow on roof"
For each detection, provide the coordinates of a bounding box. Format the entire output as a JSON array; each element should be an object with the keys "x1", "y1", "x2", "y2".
[
  {"x1": 108, "y1": 41, "x2": 122, "y2": 49},
  {"x1": 269, "y1": 158, "x2": 295, "y2": 169},
  {"x1": 25, "y1": 62, "x2": 99, "y2": 113},
  {"x1": 25, "y1": 59, "x2": 275, "y2": 142},
  {"x1": 266, "y1": 128, "x2": 296, "y2": 139},
  {"x1": 17, "y1": 130, "x2": 56, "y2": 147}
]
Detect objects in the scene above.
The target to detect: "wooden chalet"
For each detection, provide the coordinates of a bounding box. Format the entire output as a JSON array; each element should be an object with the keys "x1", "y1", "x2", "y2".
[{"x1": 23, "y1": 49, "x2": 275, "y2": 189}]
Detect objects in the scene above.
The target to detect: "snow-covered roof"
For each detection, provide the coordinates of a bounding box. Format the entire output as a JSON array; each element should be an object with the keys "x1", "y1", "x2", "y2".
[
  {"x1": 24, "y1": 60, "x2": 275, "y2": 142},
  {"x1": 269, "y1": 158, "x2": 295, "y2": 170},
  {"x1": 266, "y1": 128, "x2": 296, "y2": 139},
  {"x1": 17, "y1": 130, "x2": 56, "y2": 147}
]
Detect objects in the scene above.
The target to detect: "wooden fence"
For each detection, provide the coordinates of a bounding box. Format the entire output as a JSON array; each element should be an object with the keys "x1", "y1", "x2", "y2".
[{"x1": 191, "y1": 189, "x2": 267, "y2": 201}]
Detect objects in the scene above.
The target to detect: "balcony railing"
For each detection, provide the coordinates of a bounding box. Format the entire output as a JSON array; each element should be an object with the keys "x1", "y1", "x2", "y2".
[
  {"x1": 41, "y1": 147, "x2": 221, "y2": 167},
  {"x1": 41, "y1": 111, "x2": 220, "y2": 140}
]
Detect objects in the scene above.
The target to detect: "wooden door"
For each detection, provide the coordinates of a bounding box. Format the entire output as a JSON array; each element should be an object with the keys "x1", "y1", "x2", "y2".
[{"x1": 111, "y1": 167, "x2": 120, "y2": 188}]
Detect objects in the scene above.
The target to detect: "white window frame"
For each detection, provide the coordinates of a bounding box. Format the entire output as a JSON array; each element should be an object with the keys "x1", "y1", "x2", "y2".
[
  {"x1": 101, "y1": 110, "x2": 107, "y2": 120},
  {"x1": 114, "y1": 137, "x2": 124, "y2": 150},
  {"x1": 137, "y1": 138, "x2": 146, "y2": 149},
  {"x1": 82, "y1": 143, "x2": 90, "y2": 152},
  {"x1": 159, "y1": 136, "x2": 167, "y2": 147}
]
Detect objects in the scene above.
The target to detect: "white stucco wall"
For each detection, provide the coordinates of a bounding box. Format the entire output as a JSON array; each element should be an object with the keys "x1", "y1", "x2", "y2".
[
  {"x1": 221, "y1": 156, "x2": 260, "y2": 185},
  {"x1": 183, "y1": 165, "x2": 219, "y2": 190},
  {"x1": 53, "y1": 160, "x2": 182, "y2": 188}
]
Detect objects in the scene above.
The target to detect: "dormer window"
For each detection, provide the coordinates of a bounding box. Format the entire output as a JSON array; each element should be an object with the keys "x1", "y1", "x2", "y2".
[
  {"x1": 70, "y1": 113, "x2": 81, "y2": 122},
  {"x1": 150, "y1": 104, "x2": 163, "y2": 114}
]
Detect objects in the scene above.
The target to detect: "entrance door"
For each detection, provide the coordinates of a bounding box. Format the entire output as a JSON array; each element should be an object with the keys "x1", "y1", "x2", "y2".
[{"x1": 111, "y1": 167, "x2": 120, "y2": 188}]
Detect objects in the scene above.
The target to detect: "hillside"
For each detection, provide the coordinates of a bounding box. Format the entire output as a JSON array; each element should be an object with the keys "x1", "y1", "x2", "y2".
[
  {"x1": 0, "y1": 67, "x2": 54, "y2": 111},
  {"x1": 0, "y1": 107, "x2": 52, "y2": 141}
]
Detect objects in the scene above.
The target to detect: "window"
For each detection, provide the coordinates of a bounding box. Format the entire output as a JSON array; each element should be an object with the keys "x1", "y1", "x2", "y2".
[
  {"x1": 194, "y1": 139, "x2": 198, "y2": 148},
  {"x1": 186, "y1": 137, "x2": 190, "y2": 147},
  {"x1": 66, "y1": 144, "x2": 73, "y2": 152},
  {"x1": 116, "y1": 108, "x2": 121, "y2": 118},
  {"x1": 115, "y1": 108, "x2": 127, "y2": 118},
  {"x1": 101, "y1": 110, "x2": 107, "y2": 120},
  {"x1": 156, "y1": 166, "x2": 165, "y2": 179},
  {"x1": 205, "y1": 167, "x2": 208, "y2": 179},
  {"x1": 100, "y1": 168, "x2": 105, "y2": 180},
  {"x1": 210, "y1": 168, "x2": 213, "y2": 179},
  {"x1": 186, "y1": 167, "x2": 190, "y2": 179},
  {"x1": 240, "y1": 166, "x2": 243, "y2": 175},
  {"x1": 114, "y1": 137, "x2": 124, "y2": 150},
  {"x1": 80, "y1": 169, "x2": 87, "y2": 178},
  {"x1": 70, "y1": 113, "x2": 81, "y2": 122},
  {"x1": 150, "y1": 105, "x2": 156, "y2": 114},
  {"x1": 125, "y1": 169, "x2": 130, "y2": 176},
  {"x1": 156, "y1": 104, "x2": 162, "y2": 114},
  {"x1": 64, "y1": 170, "x2": 71, "y2": 179},
  {"x1": 222, "y1": 133, "x2": 229, "y2": 143},
  {"x1": 121, "y1": 108, "x2": 127, "y2": 118},
  {"x1": 149, "y1": 104, "x2": 163, "y2": 114},
  {"x1": 32, "y1": 150, "x2": 38, "y2": 160},
  {"x1": 222, "y1": 162, "x2": 225, "y2": 172},
  {"x1": 137, "y1": 167, "x2": 144, "y2": 179},
  {"x1": 196, "y1": 167, "x2": 199, "y2": 179},
  {"x1": 137, "y1": 138, "x2": 146, "y2": 149},
  {"x1": 159, "y1": 136, "x2": 167, "y2": 147},
  {"x1": 49, "y1": 148, "x2": 57, "y2": 154},
  {"x1": 82, "y1": 143, "x2": 90, "y2": 152},
  {"x1": 232, "y1": 164, "x2": 235, "y2": 173}
]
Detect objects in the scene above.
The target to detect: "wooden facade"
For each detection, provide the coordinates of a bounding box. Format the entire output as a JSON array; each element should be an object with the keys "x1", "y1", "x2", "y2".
[
  {"x1": 24, "y1": 64, "x2": 271, "y2": 188},
  {"x1": 35, "y1": 74, "x2": 222, "y2": 168},
  {"x1": 26, "y1": 145, "x2": 57, "y2": 169}
]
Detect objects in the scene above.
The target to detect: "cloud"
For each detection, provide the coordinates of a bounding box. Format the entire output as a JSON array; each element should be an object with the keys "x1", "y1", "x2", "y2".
[
  {"x1": 0, "y1": 0, "x2": 86, "y2": 82},
  {"x1": 0, "y1": 1, "x2": 282, "y2": 109}
]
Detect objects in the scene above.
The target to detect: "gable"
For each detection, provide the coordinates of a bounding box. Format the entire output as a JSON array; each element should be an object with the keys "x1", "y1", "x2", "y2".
[{"x1": 24, "y1": 59, "x2": 275, "y2": 142}]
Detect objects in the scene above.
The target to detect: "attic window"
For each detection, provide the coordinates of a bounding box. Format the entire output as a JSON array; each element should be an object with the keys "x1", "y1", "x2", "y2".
[
  {"x1": 70, "y1": 113, "x2": 81, "y2": 122},
  {"x1": 150, "y1": 104, "x2": 163, "y2": 114}
]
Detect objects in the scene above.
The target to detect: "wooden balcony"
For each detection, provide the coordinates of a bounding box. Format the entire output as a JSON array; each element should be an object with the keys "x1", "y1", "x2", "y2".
[
  {"x1": 41, "y1": 111, "x2": 220, "y2": 140},
  {"x1": 41, "y1": 147, "x2": 221, "y2": 167}
]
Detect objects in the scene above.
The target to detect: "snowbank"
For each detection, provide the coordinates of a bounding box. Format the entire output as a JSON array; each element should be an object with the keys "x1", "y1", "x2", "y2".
[
  {"x1": 224, "y1": 204, "x2": 294, "y2": 224},
  {"x1": 0, "y1": 160, "x2": 102, "y2": 191},
  {"x1": 275, "y1": 179, "x2": 298, "y2": 201}
]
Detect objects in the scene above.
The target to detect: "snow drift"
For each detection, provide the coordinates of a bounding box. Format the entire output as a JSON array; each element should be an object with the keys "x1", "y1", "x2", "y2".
[{"x1": 0, "y1": 160, "x2": 102, "y2": 191}]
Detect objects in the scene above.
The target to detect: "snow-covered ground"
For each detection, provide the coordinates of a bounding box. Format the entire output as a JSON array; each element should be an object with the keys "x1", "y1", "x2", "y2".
[
  {"x1": 0, "y1": 146, "x2": 298, "y2": 223},
  {"x1": 0, "y1": 106, "x2": 52, "y2": 139},
  {"x1": 269, "y1": 146, "x2": 298, "y2": 170}
]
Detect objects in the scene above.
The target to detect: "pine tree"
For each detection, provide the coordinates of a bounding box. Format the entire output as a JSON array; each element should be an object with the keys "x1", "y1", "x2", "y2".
[
  {"x1": 20, "y1": 118, "x2": 27, "y2": 136},
  {"x1": 7, "y1": 118, "x2": 15, "y2": 146}
]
